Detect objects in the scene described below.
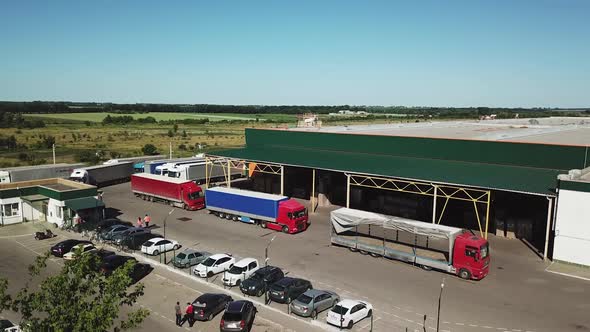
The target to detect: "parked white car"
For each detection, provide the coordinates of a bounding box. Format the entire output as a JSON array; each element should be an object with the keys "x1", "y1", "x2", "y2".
[
  {"x1": 63, "y1": 244, "x2": 96, "y2": 260},
  {"x1": 140, "y1": 237, "x2": 180, "y2": 256},
  {"x1": 326, "y1": 299, "x2": 373, "y2": 329},
  {"x1": 222, "y1": 258, "x2": 260, "y2": 286},
  {"x1": 193, "y1": 253, "x2": 235, "y2": 278}
]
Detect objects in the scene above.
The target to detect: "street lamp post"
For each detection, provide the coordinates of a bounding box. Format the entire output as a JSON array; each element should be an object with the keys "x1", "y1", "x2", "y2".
[
  {"x1": 265, "y1": 235, "x2": 276, "y2": 267},
  {"x1": 163, "y1": 208, "x2": 174, "y2": 238},
  {"x1": 436, "y1": 278, "x2": 445, "y2": 332}
]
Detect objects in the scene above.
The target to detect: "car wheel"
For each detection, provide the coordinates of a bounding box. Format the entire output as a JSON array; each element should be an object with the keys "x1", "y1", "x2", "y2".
[
  {"x1": 173, "y1": 244, "x2": 179, "y2": 250},
  {"x1": 346, "y1": 320, "x2": 353, "y2": 329},
  {"x1": 236, "y1": 279, "x2": 241, "y2": 287},
  {"x1": 153, "y1": 250, "x2": 159, "y2": 256},
  {"x1": 367, "y1": 309, "x2": 372, "y2": 318},
  {"x1": 260, "y1": 221, "x2": 267, "y2": 229},
  {"x1": 282, "y1": 225, "x2": 289, "y2": 233},
  {"x1": 207, "y1": 313, "x2": 213, "y2": 321},
  {"x1": 257, "y1": 289, "x2": 263, "y2": 297},
  {"x1": 459, "y1": 268, "x2": 471, "y2": 280},
  {"x1": 311, "y1": 310, "x2": 317, "y2": 319},
  {"x1": 207, "y1": 271, "x2": 213, "y2": 278}
]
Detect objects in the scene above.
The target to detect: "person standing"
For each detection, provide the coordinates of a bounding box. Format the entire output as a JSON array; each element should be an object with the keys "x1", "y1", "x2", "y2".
[
  {"x1": 179, "y1": 302, "x2": 194, "y2": 327},
  {"x1": 174, "y1": 301, "x2": 182, "y2": 326},
  {"x1": 137, "y1": 217, "x2": 143, "y2": 228},
  {"x1": 143, "y1": 214, "x2": 151, "y2": 228}
]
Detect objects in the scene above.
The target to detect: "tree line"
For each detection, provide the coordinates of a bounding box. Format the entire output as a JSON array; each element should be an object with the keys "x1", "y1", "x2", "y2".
[{"x1": 0, "y1": 112, "x2": 46, "y2": 129}]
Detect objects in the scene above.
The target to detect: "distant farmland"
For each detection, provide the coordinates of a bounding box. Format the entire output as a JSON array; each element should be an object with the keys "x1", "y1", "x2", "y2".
[{"x1": 24, "y1": 112, "x2": 296, "y2": 122}]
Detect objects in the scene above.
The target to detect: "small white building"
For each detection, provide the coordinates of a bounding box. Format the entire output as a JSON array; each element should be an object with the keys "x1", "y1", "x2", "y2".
[
  {"x1": 0, "y1": 178, "x2": 104, "y2": 227},
  {"x1": 553, "y1": 169, "x2": 590, "y2": 266}
]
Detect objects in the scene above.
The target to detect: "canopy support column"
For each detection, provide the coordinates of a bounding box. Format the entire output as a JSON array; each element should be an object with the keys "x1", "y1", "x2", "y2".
[
  {"x1": 311, "y1": 169, "x2": 317, "y2": 213},
  {"x1": 280, "y1": 166, "x2": 284, "y2": 196},
  {"x1": 346, "y1": 174, "x2": 351, "y2": 208},
  {"x1": 227, "y1": 159, "x2": 231, "y2": 188},
  {"x1": 432, "y1": 185, "x2": 438, "y2": 224},
  {"x1": 544, "y1": 197, "x2": 554, "y2": 260}
]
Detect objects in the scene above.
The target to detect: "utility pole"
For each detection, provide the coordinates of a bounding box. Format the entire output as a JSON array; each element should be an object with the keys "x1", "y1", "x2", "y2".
[
  {"x1": 265, "y1": 235, "x2": 276, "y2": 267},
  {"x1": 52, "y1": 144, "x2": 56, "y2": 164},
  {"x1": 436, "y1": 278, "x2": 445, "y2": 332},
  {"x1": 169, "y1": 142, "x2": 172, "y2": 159},
  {"x1": 163, "y1": 208, "x2": 174, "y2": 238}
]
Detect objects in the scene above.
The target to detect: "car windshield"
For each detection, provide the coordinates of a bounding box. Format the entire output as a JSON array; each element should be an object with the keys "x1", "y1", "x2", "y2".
[
  {"x1": 331, "y1": 305, "x2": 348, "y2": 315},
  {"x1": 223, "y1": 313, "x2": 242, "y2": 322},
  {"x1": 271, "y1": 283, "x2": 285, "y2": 291},
  {"x1": 176, "y1": 253, "x2": 186, "y2": 259},
  {"x1": 144, "y1": 241, "x2": 155, "y2": 247},
  {"x1": 293, "y1": 209, "x2": 307, "y2": 219},
  {"x1": 201, "y1": 258, "x2": 215, "y2": 267},
  {"x1": 480, "y1": 243, "x2": 489, "y2": 259},
  {"x1": 297, "y1": 294, "x2": 313, "y2": 304},
  {"x1": 229, "y1": 265, "x2": 247, "y2": 274}
]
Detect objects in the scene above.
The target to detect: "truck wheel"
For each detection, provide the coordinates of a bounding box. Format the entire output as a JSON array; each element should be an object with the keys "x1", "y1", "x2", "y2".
[
  {"x1": 219, "y1": 213, "x2": 225, "y2": 219},
  {"x1": 232, "y1": 215, "x2": 238, "y2": 222},
  {"x1": 421, "y1": 265, "x2": 433, "y2": 271},
  {"x1": 225, "y1": 214, "x2": 232, "y2": 220},
  {"x1": 349, "y1": 247, "x2": 359, "y2": 253},
  {"x1": 369, "y1": 252, "x2": 381, "y2": 258},
  {"x1": 260, "y1": 221, "x2": 267, "y2": 229},
  {"x1": 459, "y1": 269, "x2": 471, "y2": 280},
  {"x1": 282, "y1": 225, "x2": 289, "y2": 233},
  {"x1": 359, "y1": 250, "x2": 369, "y2": 255}
]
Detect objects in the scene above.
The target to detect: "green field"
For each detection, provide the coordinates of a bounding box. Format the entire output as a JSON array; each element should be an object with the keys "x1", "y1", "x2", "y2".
[{"x1": 24, "y1": 112, "x2": 296, "y2": 122}]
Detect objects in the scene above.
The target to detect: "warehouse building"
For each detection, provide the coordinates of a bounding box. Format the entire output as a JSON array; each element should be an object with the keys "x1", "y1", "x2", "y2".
[
  {"x1": 207, "y1": 117, "x2": 590, "y2": 266},
  {"x1": 0, "y1": 178, "x2": 104, "y2": 227}
]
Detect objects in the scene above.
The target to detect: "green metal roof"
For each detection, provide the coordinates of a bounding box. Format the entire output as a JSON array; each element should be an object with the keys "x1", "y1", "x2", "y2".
[
  {"x1": 64, "y1": 197, "x2": 104, "y2": 211},
  {"x1": 208, "y1": 128, "x2": 589, "y2": 196}
]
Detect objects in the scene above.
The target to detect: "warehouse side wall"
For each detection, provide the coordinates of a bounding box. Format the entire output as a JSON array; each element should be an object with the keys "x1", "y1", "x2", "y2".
[{"x1": 553, "y1": 186, "x2": 590, "y2": 266}]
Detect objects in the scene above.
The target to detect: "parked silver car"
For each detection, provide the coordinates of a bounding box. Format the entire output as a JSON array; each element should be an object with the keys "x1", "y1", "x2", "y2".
[
  {"x1": 290, "y1": 289, "x2": 340, "y2": 318},
  {"x1": 172, "y1": 249, "x2": 211, "y2": 268}
]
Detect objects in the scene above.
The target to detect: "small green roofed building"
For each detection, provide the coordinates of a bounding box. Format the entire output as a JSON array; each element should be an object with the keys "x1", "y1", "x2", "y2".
[{"x1": 0, "y1": 178, "x2": 104, "y2": 227}]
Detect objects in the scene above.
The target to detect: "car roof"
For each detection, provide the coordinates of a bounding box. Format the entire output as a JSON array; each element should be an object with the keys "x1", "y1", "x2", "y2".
[
  {"x1": 275, "y1": 277, "x2": 297, "y2": 286},
  {"x1": 302, "y1": 289, "x2": 329, "y2": 297},
  {"x1": 194, "y1": 293, "x2": 226, "y2": 303},
  {"x1": 234, "y1": 257, "x2": 257, "y2": 267},
  {"x1": 256, "y1": 265, "x2": 280, "y2": 274},
  {"x1": 146, "y1": 237, "x2": 165, "y2": 242},
  {"x1": 209, "y1": 253, "x2": 231, "y2": 259},
  {"x1": 182, "y1": 248, "x2": 198, "y2": 254},
  {"x1": 336, "y1": 299, "x2": 364, "y2": 308},
  {"x1": 226, "y1": 300, "x2": 251, "y2": 313}
]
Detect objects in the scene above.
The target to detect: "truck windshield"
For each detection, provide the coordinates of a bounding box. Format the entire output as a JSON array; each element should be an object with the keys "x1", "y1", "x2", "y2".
[
  {"x1": 168, "y1": 171, "x2": 180, "y2": 178},
  {"x1": 293, "y1": 209, "x2": 307, "y2": 219},
  {"x1": 188, "y1": 191, "x2": 202, "y2": 200},
  {"x1": 480, "y1": 243, "x2": 489, "y2": 259}
]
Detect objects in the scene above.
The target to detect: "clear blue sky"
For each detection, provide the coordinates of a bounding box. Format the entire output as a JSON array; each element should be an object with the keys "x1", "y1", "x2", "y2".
[{"x1": 1, "y1": 1, "x2": 588, "y2": 107}]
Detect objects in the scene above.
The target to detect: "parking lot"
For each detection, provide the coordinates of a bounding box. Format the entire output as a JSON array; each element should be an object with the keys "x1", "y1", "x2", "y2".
[{"x1": 1, "y1": 181, "x2": 589, "y2": 332}]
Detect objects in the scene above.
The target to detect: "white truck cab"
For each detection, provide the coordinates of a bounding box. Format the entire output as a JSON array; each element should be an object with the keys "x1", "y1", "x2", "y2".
[
  {"x1": 69, "y1": 169, "x2": 88, "y2": 182},
  {"x1": 222, "y1": 258, "x2": 260, "y2": 287},
  {"x1": 0, "y1": 171, "x2": 10, "y2": 183}
]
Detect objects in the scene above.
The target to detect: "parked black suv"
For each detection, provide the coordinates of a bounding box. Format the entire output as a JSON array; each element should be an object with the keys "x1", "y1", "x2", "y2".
[
  {"x1": 99, "y1": 255, "x2": 137, "y2": 276},
  {"x1": 191, "y1": 293, "x2": 233, "y2": 322},
  {"x1": 50, "y1": 239, "x2": 93, "y2": 257},
  {"x1": 239, "y1": 266, "x2": 284, "y2": 297},
  {"x1": 268, "y1": 277, "x2": 312, "y2": 304},
  {"x1": 220, "y1": 300, "x2": 257, "y2": 332},
  {"x1": 122, "y1": 232, "x2": 161, "y2": 250}
]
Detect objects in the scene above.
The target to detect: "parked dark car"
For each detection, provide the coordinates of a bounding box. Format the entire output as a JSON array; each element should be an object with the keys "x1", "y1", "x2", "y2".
[
  {"x1": 92, "y1": 249, "x2": 116, "y2": 260},
  {"x1": 129, "y1": 263, "x2": 153, "y2": 283},
  {"x1": 191, "y1": 293, "x2": 233, "y2": 321},
  {"x1": 99, "y1": 225, "x2": 131, "y2": 241},
  {"x1": 220, "y1": 300, "x2": 257, "y2": 332},
  {"x1": 122, "y1": 232, "x2": 161, "y2": 250},
  {"x1": 113, "y1": 227, "x2": 150, "y2": 245},
  {"x1": 95, "y1": 218, "x2": 132, "y2": 232},
  {"x1": 268, "y1": 277, "x2": 312, "y2": 304},
  {"x1": 239, "y1": 266, "x2": 284, "y2": 297},
  {"x1": 50, "y1": 239, "x2": 93, "y2": 257},
  {"x1": 99, "y1": 255, "x2": 137, "y2": 276}
]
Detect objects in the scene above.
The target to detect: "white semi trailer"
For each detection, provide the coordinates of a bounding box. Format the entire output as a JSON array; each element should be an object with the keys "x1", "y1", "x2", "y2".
[{"x1": 0, "y1": 163, "x2": 85, "y2": 184}]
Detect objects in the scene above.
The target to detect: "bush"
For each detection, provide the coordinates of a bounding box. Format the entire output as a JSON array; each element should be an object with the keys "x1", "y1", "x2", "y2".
[
  {"x1": 76, "y1": 151, "x2": 100, "y2": 164},
  {"x1": 178, "y1": 144, "x2": 187, "y2": 151},
  {"x1": 167, "y1": 129, "x2": 174, "y2": 137},
  {"x1": 141, "y1": 144, "x2": 158, "y2": 155}
]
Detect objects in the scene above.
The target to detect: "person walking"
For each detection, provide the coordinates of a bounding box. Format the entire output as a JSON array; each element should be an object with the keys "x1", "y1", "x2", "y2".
[
  {"x1": 137, "y1": 217, "x2": 143, "y2": 228},
  {"x1": 179, "y1": 302, "x2": 194, "y2": 327},
  {"x1": 143, "y1": 214, "x2": 151, "y2": 228},
  {"x1": 174, "y1": 301, "x2": 182, "y2": 326}
]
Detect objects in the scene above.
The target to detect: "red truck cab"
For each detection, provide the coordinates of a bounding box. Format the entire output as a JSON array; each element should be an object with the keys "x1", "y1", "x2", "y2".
[
  {"x1": 183, "y1": 182, "x2": 205, "y2": 210},
  {"x1": 452, "y1": 232, "x2": 490, "y2": 280},
  {"x1": 274, "y1": 199, "x2": 309, "y2": 234}
]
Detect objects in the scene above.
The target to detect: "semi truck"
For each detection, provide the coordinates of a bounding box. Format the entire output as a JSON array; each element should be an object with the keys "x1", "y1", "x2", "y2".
[
  {"x1": 205, "y1": 186, "x2": 309, "y2": 234},
  {"x1": 131, "y1": 173, "x2": 205, "y2": 210},
  {"x1": 102, "y1": 155, "x2": 164, "y2": 165},
  {"x1": 167, "y1": 160, "x2": 242, "y2": 184},
  {"x1": 0, "y1": 163, "x2": 85, "y2": 183},
  {"x1": 154, "y1": 158, "x2": 205, "y2": 176},
  {"x1": 330, "y1": 208, "x2": 490, "y2": 280},
  {"x1": 69, "y1": 162, "x2": 134, "y2": 187}
]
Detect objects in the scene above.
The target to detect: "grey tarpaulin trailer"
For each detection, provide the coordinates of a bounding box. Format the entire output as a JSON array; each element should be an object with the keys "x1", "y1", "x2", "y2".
[{"x1": 330, "y1": 207, "x2": 464, "y2": 273}]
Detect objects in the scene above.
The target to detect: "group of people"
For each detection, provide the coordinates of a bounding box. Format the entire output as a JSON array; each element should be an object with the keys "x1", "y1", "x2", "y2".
[
  {"x1": 175, "y1": 301, "x2": 195, "y2": 327},
  {"x1": 136, "y1": 214, "x2": 151, "y2": 228}
]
